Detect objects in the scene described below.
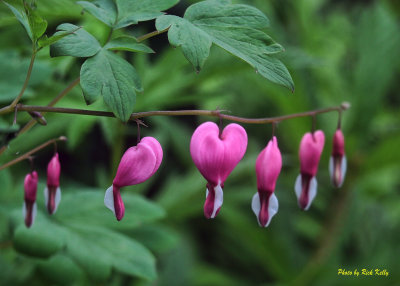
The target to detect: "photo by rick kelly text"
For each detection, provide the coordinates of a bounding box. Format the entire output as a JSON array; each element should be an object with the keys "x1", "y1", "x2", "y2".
[{"x1": 338, "y1": 268, "x2": 389, "y2": 277}]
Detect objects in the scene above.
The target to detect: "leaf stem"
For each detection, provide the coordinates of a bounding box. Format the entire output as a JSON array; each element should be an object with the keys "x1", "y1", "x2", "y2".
[
  {"x1": 137, "y1": 27, "x2": 169, "y2": 42},
  {"x1": 0, "y1": 50, "x2": 36, "y2": 115},
  {"x1": 0, "y1": 136, "x2": 67, "y2": 171},
  {"x1": 13, "y1": 102, "x2": 349, "y2": 124}
]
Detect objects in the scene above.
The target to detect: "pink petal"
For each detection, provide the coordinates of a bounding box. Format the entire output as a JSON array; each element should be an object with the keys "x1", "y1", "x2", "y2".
[
  {"x1": 24, "y1": 171, "x2": 38, "y2": 201},
  {"x1": 113, "y1": 142, "x2": 157, "y2": 187},
  {"x1": 140, "y1": 137, "x2": 163, "y2": 177},
  {"x1": 255, "y1": 136, "x2": 282, "y2": 192},
  {"x1": 204, "y1": 183, "x2": 223, "y2": 219},
  {"x1": 332, "y1": 129, "x2": 345, "y2": 157},
  {"x1": 299, "y1": 130, "x2": 325, "y2": 176},
  {"x1": 47, "y1": 153, "x2": 61, "y2": 187},
  {"x1": 190, "y1": 122, "x2": 247, "y2": 185}
]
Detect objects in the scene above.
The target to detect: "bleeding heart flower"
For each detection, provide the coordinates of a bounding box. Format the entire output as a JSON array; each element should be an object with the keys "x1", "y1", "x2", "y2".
[
  {"x1": 23, "y1": 171, "x2": 38, "y2": 228},
  {"x1": 104, "y1": 137, "x2": 163, "y2": 221},
  {"x1": 190, "y1": 122, "x2": 247, "y2": 219},
  {"x1": 329, "y1": 129, "x2": 347, "y2": 188},
  {"x1": 252, "y1": 136, "x2": 281, "y2": 227},
  {"x1": 44, "y1": 153, "x2": 61, "y2": 215},
  {"x1": 295, "y1": 130, "x2": 325, "y2": 210}
]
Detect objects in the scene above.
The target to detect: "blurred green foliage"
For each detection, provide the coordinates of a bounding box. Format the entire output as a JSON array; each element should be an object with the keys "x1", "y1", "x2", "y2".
[{"x1": 1, "y1": 0, "x2": 400, "y2": 285}]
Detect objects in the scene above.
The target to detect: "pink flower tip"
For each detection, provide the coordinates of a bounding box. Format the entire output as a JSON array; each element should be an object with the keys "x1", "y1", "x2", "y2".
[
  {"x1": 329, "y1": 129, "x2": 347, "y2": 188},
  {"x1": 45, "y1": 153, "x2": 61, "y2": 215},
  {"x1": 190, "y1": 121, "x2": 248, "y2": 219},
  {"x1": 23, "y1": 171, "x2": 38, "y2": 228},
  {"x1": 295, "y1": 130, "x2": 325, "y2": 210},
  {"x1": 252, "y1": 136, "x2": 282, "y2": 227},
  {"x1": 104, "y1": 137, "x2": 163, "y2": 221}
]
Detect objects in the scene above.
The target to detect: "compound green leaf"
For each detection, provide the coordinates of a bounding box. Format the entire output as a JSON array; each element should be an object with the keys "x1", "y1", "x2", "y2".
[
  {"x1": 156, "y1": 0, "x2": 294, "y2": 91},
  {"x1": 105, "y1": 36, "x2": 155, "y2": 53},
  {"x1": 115, "y1": 0, "x2": 179, "y2": 29},
  {"x1": 80, "y1": 49, "x2": 142, "y2": 121},
  {"x1": 77, "y1": 0, "x2": 117, "y2": 27},
  {"x1": 50, "y1": 23, "x2": 101, "y2": 58},
  {"x1": 3, "y1": 1, "x2": 33, "y2": 41}
]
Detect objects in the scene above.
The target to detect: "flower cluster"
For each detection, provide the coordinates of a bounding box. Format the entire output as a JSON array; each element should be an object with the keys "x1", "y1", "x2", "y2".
[
  {"x1": 104, "y1": 121, "x2": 347, "y2": 229},
  {"x1": 22, "y1": 153, "x2": 62, "y2": 228}
]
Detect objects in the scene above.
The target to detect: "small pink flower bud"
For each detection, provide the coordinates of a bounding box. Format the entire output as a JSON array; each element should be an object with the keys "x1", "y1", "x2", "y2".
[
  {"x1": 190, "y1": 122, "x2": 247, "y2": 219},
  {"x1": 23, "y1": 171, "x2": 38, "y2": 228},
  {"x1": 252, "y1": 136, "x2": 281, "y2": 227},
  {"x1": 329, "y1": 129, "x2": 347, "y2": 188},
  {"x1": 104, "y1": 137, "x2": 163, "y2": 221},
  {"x1": 44, "y1": 153, "x2": 61, "y2": 215},
  {"x1": 295, "y1": 130, "x2": 325, "y2": 210}
]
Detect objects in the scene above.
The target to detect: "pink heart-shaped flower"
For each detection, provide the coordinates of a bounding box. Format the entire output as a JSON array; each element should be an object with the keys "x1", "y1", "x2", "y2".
[
  {"x1": 190, "y1": 122, "x2": 247, "y2": 218},
  {"x1": 105, "y1": 136, "x2": 163, "y2": 221}
]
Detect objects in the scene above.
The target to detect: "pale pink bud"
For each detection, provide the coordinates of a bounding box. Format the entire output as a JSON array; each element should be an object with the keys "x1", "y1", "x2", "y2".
[
  {"x1": 23, "y1": 171, "x2": 38, "y2": 228},
  {"x1": 104, "y1": 137, "x2": 163, "y2": 221},
  {"x1": 252, "y1": 136, "x2": 281, "y2": 227},
  {"x1": 190, "y1": 122, "x2": 247, "y2": 219},
  {"x1": 44, "y1": 153, "x2": 61, "y2": 215},
  {"x1": 295, "y1": 130, "x2": 325, "y2": 210},
  {"x1": 329, "y1": 129, "x2": 347, "y2": 188}
]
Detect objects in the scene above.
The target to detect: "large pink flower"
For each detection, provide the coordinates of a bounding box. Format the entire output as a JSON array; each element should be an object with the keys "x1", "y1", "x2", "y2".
[
  {"x1": 23, "y1": 171, "x2": 38, "y2": 228},
  {"x1": 104, "y1": 137, "x2": 163, "y2": 221},
  {"x1": 329, "y1": 129, "x2": 347, "y2": 188},
  {"x1": 295, "y1": 131, "x2": 325, "y2": 210},
  {"x1": 190, "y1": 122, "x2": 247, "y2": 219},
  {"x1": 252, "y1": 136, "x2": 281, "y2": 227},
  {"x1": 44, "y1": 153, "x2": 61, "y2": 215}
]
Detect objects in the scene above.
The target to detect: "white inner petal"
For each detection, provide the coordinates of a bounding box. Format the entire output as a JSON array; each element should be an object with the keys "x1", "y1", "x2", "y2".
[
  {"x1": 44, "y1": 187, "x2": 49, "y2": 207},
  {"x1": 329, "y1": 156, "x2": 334, "y2": 184},
  {"x1": 104, "y1": 185, "x2": 115, "y2": 215},
  {"x1": 211, "y1": 184, "x2": 223, "y2": 218},
  {"x1": 266, "y1": 193, "x2": 279, "y2": 227},
  {"x1": 304, "y1": 177, "x2": 317, "y2": 211},
  {"x1": 53, "y1": 187, "x2": 61, "y2": 214},
  {"x1": 294, "y1": 174, "x2": 302, "y2": 200},
  {"x1": 340, "y1": 156, "x2": 347, "y2": 187},
  {"x1": 251, "y1": 192, "x2": 261, "y2": 226},
  {"x1": 32, "y1": 202, "x2": 37, "y2": 226}
]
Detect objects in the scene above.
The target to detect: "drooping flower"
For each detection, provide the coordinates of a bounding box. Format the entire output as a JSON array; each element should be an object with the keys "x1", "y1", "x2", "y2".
[
  {"x1": 23, "y1": 171, "x2": 38, "y2": 228},
  {"x1": 329, "y1": 129, "x2": 347, "y2": 188},
  {"x1": 190, "y1": 122, "x2": 247, "y2": 219},
  {"x1": 104, "y1": 137, "x2": 163, "y2": 221},
  {"x1": 295, "y1": 130, "x2": 325, "y2": 210},
  {"x1": 252, "y1": 136, "x2": 281, "y2": 227},
  {"x1": 44, "y1": 153, "x2": 61, "y2": 215}
]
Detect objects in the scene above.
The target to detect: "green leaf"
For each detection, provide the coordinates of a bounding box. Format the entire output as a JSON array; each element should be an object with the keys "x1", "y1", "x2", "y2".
[
  {"x1": 115, "y1": 0, "x2": 179, "y2": 29},
  {"x1": 105, "y1": 36, "x2": 155, "y2": 53},
  {"x1": 156, "y1": 0, "x2": 294, "y2": 91},
  {"x1": 12, "y1": 214, "x2": 67, "y2": 258},
  {"x1": 25, "y1": 4, "x2": 47, "y2": 42},
  {"x1": 3, "y1": 1, "x2": 32, "y2": 41},
  {"x1": 36, "y1": 254, "x2": 84, "y2": 285},
  {"x1": 38, "y1": 26, "x2": 81, "y2": 48},
  {"x1": 10, "y1": 190, "x2": 162, "y2": 281},
  {"x1": 80, "y1": 49, "x2": 142, "y2": 121},
  {"x1": 77, "y1": 0, "x2": 117, "y2": 27},
  {"x1": 56, "y1": 191, "x2": 165, "y2": 230},
  {"x1": 50, "y1": 23, "x2": 101, "y2": 58}
]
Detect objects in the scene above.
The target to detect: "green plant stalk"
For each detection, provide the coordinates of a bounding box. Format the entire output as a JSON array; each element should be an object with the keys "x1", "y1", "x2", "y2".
[{"x1": 0, "y1": 49, "x2": 36, "y2": 114}]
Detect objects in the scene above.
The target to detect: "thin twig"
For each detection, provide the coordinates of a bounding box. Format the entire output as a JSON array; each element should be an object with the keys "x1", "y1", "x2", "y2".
[
  {"x1": 137, "y1": 28, "x2": 169, "y2": 42},
  {"x1": 13, "y1": 103, "x2": 348, "y2": 124},
  {"x1": 0, "y1": 136, "x2": 67, "y2": 171}
]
